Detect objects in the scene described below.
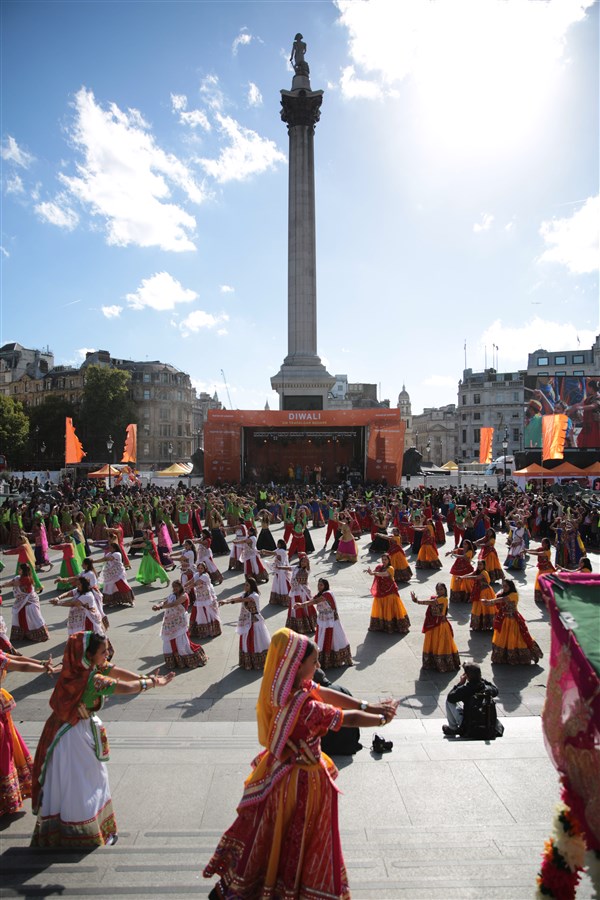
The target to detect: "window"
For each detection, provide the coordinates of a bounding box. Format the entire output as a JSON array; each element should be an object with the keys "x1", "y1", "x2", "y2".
[
  {"x1": 555, "y1": 371, "x2": 566, "y2": 377},
  {"x1": 143, "y1": 373, "x2": 151, "y2": 383},
  {"x1": 473, "y1": 393, "x2": 481, "y2": 405},
  {"x1": 143, "y1": 390, "x2": 150, "y2": 401},
  {"x1": 159, "y1": 407, "x2": 170, "y2": 421},
  {"x1": 462, "y1": 429, "x2": 467, "y2": 443},
  {"x1": 573, "y1": 370, "x2": 584, "y2": 376},
  {"x1": 474, "y1": 412, "x2": 481, "y2": 420},
  {"x1": 462, "y1": 395, "x2": 467, "y2": 405},
  {"x1": 513, "y1": 392, "x2": 520, "y2": 401},
  {"x1": 496, "y1": 393, "x2": 504, "y2": 403},
  {"x1": 143, "y1": 443, "x2": 149, "y2": 455},
  {"x1": 512, "y1": 428, "x2": 520, "y2": 443},
  {"x1": 176, "y1": 391, "x2": 182, "y2": 402},
  {"x1": 474, "y1": 428, "x2": 480, "y2": 442},
  {"x1": 462, "y1": 414, "x2": 467, "y2": 421},
  {"x1": 177, "y1": 424, "x2": 183, "y2": 436},
  {"x1": 572, "y1": 354, "x2": 584, "y2": 364},
  {"x1": 537, "y1": 357, "x2": 549, "y2": 366},
  {"x1": 554, "y1": 356, "x2": 566, "y2": 365}
]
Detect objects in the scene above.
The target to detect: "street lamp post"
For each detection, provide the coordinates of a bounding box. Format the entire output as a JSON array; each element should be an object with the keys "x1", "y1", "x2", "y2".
[
  {"x1": 34, "y1": 425, "x2": 39, "y2": 470},
  {"x1": 502, "y1": 427, "x2": 509, "y2": 485},
  {"x1": 168, "y1": 442, "x2": 173, "y2": 467},
  {"x1": 107, "y1": 435, "x2": 114, "y2": 491}
]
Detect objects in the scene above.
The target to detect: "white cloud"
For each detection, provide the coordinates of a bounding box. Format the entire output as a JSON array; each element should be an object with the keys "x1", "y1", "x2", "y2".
[
  {"x1": 60, "y1": 87, "x2": 206, "y2": 252},
  {"x1": 334, "y1": 0, "x2": 594, "y2": 151},
  {"x1": 170, "y1": 93, "x2": 211, "y2": 131},
  {"x1": 247, "y1": 82, "x2": 263, "y2": 107},
  {"x1": 5, "y1": 174, "x2": 24, "y2": 195},
  {"x1": 35, "y1": 198, "x2": 79, "y2": 230},
  {"x1": 1, "y1": 136, "x2": 34, "y2": 168},
  {"x1": 179, "y1": 309, "x2": 229, "y2": 337},
  {"x1": 479, "y1": 318, "x2": 598, "y2": 367},
  {"x1": 101, "y1": 305, "x2": 123, "y2": 318},
  {"x1": 76, "y1": 347, "x2": 96, "y2": 361},
  {"x1": 191, "y1": 377, "x2": 221, "y2": 395},
  {"x1": 0, "y1": 246, "x2": 9, "y2": 258},
  {"x1": 339, "y1": 65, "x2": 383, "y2": 100},
  {"x1": 198, "y1": 113, "x2": 285, "y2": 183},
  {"x1": 199, "y1": 74, "x2": 225, "y2": 112},
  {"x1": 220, "y1": 284, "x2": 234, "y2": 293},
  {"x1": 538, "y1": 195, "x2": 599, "y2": 275},
  {"x1": 126, "y1": 271, "x2": 198, "y2": 312},
  {"x1": 473, "y1": 213, "x2": 494, "y2": 233},
  {"x1": 217, "y1": 327, "x2": 228, "y2": 336},
  {"x1": 232, "y1": 28, "x2": 252, "y2": 55}
]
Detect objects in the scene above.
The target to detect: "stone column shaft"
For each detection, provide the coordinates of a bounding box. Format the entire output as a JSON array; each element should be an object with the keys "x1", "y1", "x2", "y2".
[{"x1": 287, "y1": 123, "x2": 317, "y2": 361}]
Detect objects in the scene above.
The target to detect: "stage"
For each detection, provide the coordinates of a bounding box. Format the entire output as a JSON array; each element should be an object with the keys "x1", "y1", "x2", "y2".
[{"x1": 203, "y1": 409, "x2": 405, "y2": 485}]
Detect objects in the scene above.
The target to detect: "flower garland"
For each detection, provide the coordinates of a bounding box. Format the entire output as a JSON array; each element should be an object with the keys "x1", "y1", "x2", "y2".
[{"x1": 536, "y1": 800, "x2": 586, "y2": 899}]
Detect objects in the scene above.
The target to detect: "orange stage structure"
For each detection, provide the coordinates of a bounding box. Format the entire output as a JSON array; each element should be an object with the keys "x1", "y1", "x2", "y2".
[{"x1": 204, "y1": 409, "x2": 406, "y2": 486}]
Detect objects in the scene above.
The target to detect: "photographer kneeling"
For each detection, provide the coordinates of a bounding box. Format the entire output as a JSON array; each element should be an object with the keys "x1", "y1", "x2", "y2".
[{"x1": 443, "y1": 663, "x2": 504, "y2": 740}]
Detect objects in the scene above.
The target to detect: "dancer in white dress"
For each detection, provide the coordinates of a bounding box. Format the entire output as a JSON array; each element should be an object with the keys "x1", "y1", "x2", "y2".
[
  {"x1": 219, "y1": 577, "x2": 271, "y2": 670},
  {"x1": 262, "y1": 540, "x2": 292, "y2": 606},
  {"x1": 152, "y1": 580, "x2": 207, "y2": 669},
  {"x1": 189, "y1": 563, "x2": 222, "y2": 639},
  {"x1": 51, "y1": 577, "x2": 106, "y2": 638},
  {"x1": 101, "y1": 544, "x2": 134, "y2": 608},
  {"x1": 240, "y1": 530, "x2": 269, "y2": 584},
  {"x1": 2, "y1": 563, "x2": 49, "y2": 643},
  {"x1": 310, "y1": 578, "x2": 353, "y2": 669}
]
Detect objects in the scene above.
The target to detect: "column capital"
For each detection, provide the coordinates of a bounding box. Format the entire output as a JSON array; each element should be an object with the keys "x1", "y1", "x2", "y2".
[{"x1": 280, "y1": 89, "x2": 323, "y2": 134}]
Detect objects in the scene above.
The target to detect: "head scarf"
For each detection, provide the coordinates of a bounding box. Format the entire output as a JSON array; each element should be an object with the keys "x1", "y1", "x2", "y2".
[
  {"x1": 256, "y1": 628, "x2": 310, "y2": 750},
  {"x1": 49, "y1": 631, "x2": 96, "y2": 726}
]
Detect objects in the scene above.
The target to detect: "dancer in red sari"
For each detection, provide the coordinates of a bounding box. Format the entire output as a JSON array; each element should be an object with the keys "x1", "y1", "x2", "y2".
[
  {"x1": 203, "y1": 627, "x2": 395, "y2": 899},
  {"x1": 366, "y1": 554, "x2": 411, "y2": 634}
]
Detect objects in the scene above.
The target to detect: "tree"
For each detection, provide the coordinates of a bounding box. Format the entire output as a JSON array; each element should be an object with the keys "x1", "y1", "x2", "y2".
[
  {"x1": 79, "y1": 366, "x2": 137, "y2": 462},
  {"x1": 0, "y1": 395, "x2": 29, "y2": 468},
  {"x1": 27, "y1": 396, "x2": 77, "y2": 469}
]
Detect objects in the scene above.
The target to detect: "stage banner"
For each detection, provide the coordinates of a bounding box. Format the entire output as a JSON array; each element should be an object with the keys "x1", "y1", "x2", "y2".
[
  {"x1": 65, "y1": 417, "x2": 86, "y2": 464},
  {"x1": 524, "y1": 375, "x2": 599, "y2": 450},
  {"x1": 365, "y1": 420, "x2": 405, "y2": 484},
  {"x1": 479, "y1": 427, "x2": 494, "y2": 464},
  {"x1": 121, "y1": 424, "x2": 137, "y2": 463},
  {"x1": 542, "y1": 414, "x2": 568, "y2": 461}
]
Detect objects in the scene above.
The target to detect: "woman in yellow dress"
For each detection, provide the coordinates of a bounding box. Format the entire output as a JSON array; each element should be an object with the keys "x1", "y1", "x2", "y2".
[
  {"x1": 410, "y1": 583, "x2": 460, "y2": 672},
  {"x1": 528, "y1": 538, "x2": 556, "y2": 603},
  {"x1": 446, "y1": 540, "x2": 475, "y2": 603},
  {"x1": 474, "y1": 528, "x2": 504, "y2": 583},
  {"x1": 365, "y1": 554, "x2": 410, "y2": 633},
  {"x1": 463, "y1": 561, "x2": 496, "y2": 631},
  {"x1": 481, "y1": 578, "x2": 543, "y2": 665},
  {"x1": 378, "y1": 529, "x2": 413, "y2": 583},
  {"x1": 414, "y1": 520, "x2": 442, "y2": 570}
]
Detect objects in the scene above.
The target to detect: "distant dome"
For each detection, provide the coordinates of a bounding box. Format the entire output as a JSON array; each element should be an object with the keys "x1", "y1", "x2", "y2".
[{"x1": 398, "y1": 383, "x2": 409, "y2": 399}]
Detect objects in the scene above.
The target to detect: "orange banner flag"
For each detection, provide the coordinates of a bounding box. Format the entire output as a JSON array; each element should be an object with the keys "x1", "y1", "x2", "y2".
[
  {"x1": 121, "y1": 424, "x2": 137, "y2": 463},
  {"x1": 65, "y1": 418, "x2": 86, "y2": 464},
  {"x1": 542, "y1": 414, "x2": 568, "y2": 461},
  {"x1": 479, "y1": 427, "x2": 494, "y2": 464}
]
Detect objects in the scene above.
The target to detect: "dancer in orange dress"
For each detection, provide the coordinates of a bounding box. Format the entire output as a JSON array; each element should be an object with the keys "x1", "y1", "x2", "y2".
[
  {"x1": 528, "y1": 538, "x2": 557, "y2": 603},
  {"x1": 474, "y1": 528, "x2": 504, "y2": 583},
  {"x1": 365, "y1": 554, "x2": 410, "y2": 634},
  {"x1": 203, "y1": 627, "x2": 395, "y2": 899},
  {"x1": 446, "y1": 540, "x2": 475, "y2": 603},
  {"x1": 414, "y1": 520, "x2": 443, "y2": 570},
  {"x1": 480, "y1": 579, "x2": 543, "y2": 665},
  {"x1": 463, "y1": 561, "x2": 497, "y2": 631},
  {"x1": 378, "y1": 529, "x2": 413, "y2": 583},
  {"x1": 410, "y1": 583, "x2": 460, "y2": 672}
]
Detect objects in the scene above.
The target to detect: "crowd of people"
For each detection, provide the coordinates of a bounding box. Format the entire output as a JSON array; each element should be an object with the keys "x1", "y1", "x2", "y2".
[{"x1": 0, "y1": 473, "x2": 596, "y2": 896}]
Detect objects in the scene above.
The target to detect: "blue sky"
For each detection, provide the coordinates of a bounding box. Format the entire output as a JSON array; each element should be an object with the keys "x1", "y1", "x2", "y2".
[{"x1": 2, "y1": 0, "x2": 598, "y2": 414}]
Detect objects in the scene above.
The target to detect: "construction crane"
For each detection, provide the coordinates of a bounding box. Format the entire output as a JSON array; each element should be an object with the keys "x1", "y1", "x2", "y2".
[{"x1": 221, "y1": 369, "x2": 233, "y2": 410}]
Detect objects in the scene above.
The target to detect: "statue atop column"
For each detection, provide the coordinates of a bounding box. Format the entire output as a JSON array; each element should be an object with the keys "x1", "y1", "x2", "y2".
[{"x1": 290, "y1": 33, "x2": 309, "y2": 76}]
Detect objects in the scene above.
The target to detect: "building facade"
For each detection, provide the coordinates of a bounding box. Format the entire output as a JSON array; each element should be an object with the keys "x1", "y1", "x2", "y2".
[
  {"x1": 457, "y1": 368, "x2": 525, "y2": 462},
  {"x1": 411, "y1": 404, "x2": 458, "y2": 466}
]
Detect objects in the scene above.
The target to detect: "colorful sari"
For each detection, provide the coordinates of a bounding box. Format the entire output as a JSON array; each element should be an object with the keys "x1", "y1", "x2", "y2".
[
  {"x1": 204, "y1": 628, "x2": 351, "y2": 899},
  {"x1": 369, "y1": 565, "x2": 411, "y2": 634}
]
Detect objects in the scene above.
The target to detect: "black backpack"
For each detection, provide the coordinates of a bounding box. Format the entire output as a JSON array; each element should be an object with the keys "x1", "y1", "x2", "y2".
[{"x1": 463, "y1": 687, "x2": 504, "y2": 741}]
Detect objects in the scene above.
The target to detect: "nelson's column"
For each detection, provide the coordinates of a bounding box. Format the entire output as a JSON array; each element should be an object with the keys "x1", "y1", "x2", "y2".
[{"x1": 271, "y1": 34, "x2": 335, "y2": 410}]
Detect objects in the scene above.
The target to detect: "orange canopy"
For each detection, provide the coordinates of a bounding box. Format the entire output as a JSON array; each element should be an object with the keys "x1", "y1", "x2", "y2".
[{"x1": 88, "y1": 465, "x2": 122, "y2": 478}]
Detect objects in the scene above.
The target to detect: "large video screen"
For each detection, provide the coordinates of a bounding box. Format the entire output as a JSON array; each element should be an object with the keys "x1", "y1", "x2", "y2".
[{"x1": 523, "y1": 375, "x2": 600, "y2": 449}]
